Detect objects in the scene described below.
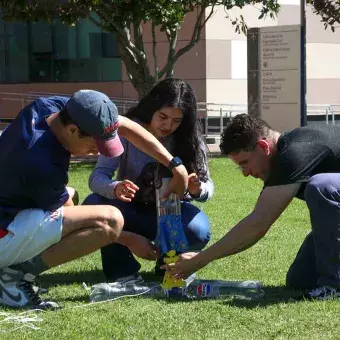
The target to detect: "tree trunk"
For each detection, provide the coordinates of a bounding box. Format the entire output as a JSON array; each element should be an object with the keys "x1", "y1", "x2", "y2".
[
  {"x1": 133, "y1": 77, "x2": 157, "y2": 98},
  {"x1": 115, "y1": 34, "x2": 156, "y2": 98}
]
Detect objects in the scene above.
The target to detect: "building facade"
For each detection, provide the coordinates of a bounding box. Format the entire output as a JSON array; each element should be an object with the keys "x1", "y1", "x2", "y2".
[
  {"x1": 0, "y1": 2, "x2": 339, "y2": 124},
  {"x1": 204, "y1": 1, "x2": 340, "y2": 106}
]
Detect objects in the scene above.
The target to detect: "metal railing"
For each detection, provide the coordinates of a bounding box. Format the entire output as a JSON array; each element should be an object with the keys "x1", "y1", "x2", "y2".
[
  {"x1": 26, "y1": 92, "x2": 139, "y2": 115},
  {"x1": 197, "y1": 103, "x2": 247, "y2": 136},
  {"x1": 329, "y1": 104, "x2": 340, "y2": 125},
  {"x1": 0, "y1": 91, "x2": 340, "y2": 139}
]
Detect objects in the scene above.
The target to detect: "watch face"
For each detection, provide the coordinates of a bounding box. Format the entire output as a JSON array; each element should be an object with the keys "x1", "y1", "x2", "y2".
[
  {"x1": 168, "y1": 157, "x2": 183, "y2": 171},
  {"x1": 172, "y1": 157, "x2": 182, "y2": 166}
]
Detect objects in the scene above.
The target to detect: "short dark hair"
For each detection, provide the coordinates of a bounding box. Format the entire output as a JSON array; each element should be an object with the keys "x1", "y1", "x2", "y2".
[
  {"x1": 220, "y1": 114, "x2": 272, "y2": 155},
  {"x1": 59, "y1": 106, "x2": 90, "y2": 138}
]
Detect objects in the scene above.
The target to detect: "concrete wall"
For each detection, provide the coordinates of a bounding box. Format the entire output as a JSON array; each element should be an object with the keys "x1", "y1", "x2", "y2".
[
  {"x1": 203, "y1": 2, "x2": 340, "y2": 106},
  {"x1": 0, "y1": 9, "x2": 207, "y2": 119},
  {"x1": 204, "y1": 5, "x2": 277, "y2": 105}
]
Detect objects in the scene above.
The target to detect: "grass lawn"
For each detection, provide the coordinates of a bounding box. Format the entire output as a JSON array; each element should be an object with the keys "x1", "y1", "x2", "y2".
[{"x1": 1, "y1": 158, "x2": 340, "y2": 339}]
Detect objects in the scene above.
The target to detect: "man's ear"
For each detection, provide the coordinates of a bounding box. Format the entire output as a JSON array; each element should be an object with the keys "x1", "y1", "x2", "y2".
[
  {"x1": 65, "y1": 124, "x2": 79, "y2": 137},
  {"x1": 257, "y1": 139, "x2": 270, "y2": 155}
]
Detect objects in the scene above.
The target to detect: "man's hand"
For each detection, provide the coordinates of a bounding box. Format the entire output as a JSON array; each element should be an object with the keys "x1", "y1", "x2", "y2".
[
  {"x1": 161, "y1": 251, "x2": 201, "y2": 279},
  {"x1": 125, "y1": 233, "x2": 160, "y2": 260},
  {"x1": 114, "y1": 180, "x2": 139, "y2": 202},
  {"x1": 188, "y1": 173, "x2": 202, "y2": 196},
  {"x1": 163, "y1": 164, "x2": 188, "y2": 198}
]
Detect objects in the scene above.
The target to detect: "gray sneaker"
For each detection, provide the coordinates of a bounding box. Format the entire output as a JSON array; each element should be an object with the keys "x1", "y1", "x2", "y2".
[
  {"x1": 32, "y1": 277, "x2": 49, "y2": 294},
  {"x1": 33, "y1": 284, "x2": 49, "y2": 295},
  {"x1": 304, "y1": 286, "x2": 340, "y2": 300},
  {"x1": 114, "y1": 273, "x2": 144, "y2": 285},
  {"x1": 0, "y1": 267, "x2": 59, "y2": 310}
]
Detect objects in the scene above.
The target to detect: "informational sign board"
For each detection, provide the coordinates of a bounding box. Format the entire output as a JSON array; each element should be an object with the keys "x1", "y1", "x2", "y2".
[{"x1": 247, "y1": 25, "x2": 302, "y2": 132}]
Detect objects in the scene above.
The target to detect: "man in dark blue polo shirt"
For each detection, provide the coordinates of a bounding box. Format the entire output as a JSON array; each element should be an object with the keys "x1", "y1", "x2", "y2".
[{"x1": 0, "y1": 89, "x2": 188, "y2": 309}]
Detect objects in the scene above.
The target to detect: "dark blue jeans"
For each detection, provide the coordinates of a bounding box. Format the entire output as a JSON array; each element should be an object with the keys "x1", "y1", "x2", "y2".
[
  {"x1": 83, "y1": 193, "x2": 211, "y2": 281},
  {"x1": 286, "y1": 173, "x2": 340, "y2": 289}
]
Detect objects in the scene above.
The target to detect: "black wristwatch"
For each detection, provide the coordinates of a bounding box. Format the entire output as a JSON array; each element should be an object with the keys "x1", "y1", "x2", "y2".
[{"x1": 168, "y1": 157, "x2": 183, "y2": 171}]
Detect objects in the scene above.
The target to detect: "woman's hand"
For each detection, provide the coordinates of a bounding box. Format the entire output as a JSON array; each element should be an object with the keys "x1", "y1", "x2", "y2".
[
  {"x1": 114, "y1": 180, "x2": 139, "y2": 202},
  {"x1": 125, "y1": 233, "x2": 160, "y2": 260},
  {"x1": 188, "y1": 173, "x2": 202, "y2": 196},
  {"x1": 163, "y1": 164, "x2": 188, "y2": 198}
]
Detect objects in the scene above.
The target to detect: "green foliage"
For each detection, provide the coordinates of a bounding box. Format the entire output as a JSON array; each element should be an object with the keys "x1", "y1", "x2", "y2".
[
  {"x1": 0, "y1": 0, "x2": 281, "y2": 33},
  {"x1": 307, "y1": 0, "x2": 340, "y2": 32}
]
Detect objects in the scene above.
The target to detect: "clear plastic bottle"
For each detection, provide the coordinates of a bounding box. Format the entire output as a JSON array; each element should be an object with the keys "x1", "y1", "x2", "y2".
[
  {"x1": 155, "y1": 176, "x2": 189, "y2": 254},
  {"x1": 89, "y1": 279, "x2": 264, "y2": 302},
  {"x1": 156, "y1": 177, "x2": 181, "y2": 216},
  {"x1": 183, "y1": 279, "x2": 264, "y2": 299},
  {"x1": 89, "y1": 282, "x2": 165, "y2": 302}
]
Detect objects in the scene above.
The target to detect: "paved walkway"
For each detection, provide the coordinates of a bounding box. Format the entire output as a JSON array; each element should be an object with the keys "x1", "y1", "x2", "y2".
[
  {"x1": 207, "y1": 143, "x2": 221, "y2": 156},
  {"x1": 71, "y1": 143, "x2": 222, "y2": 163}
]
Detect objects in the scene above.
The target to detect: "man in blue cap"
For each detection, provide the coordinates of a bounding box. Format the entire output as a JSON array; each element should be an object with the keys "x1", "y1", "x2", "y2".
[{"x1": 0, "y1": 89, "x2": 188, "y2": 309}]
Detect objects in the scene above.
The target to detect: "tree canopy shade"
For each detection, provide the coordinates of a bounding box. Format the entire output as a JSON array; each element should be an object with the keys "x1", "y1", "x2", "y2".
[{"x1": 0, "y1": 0, "x2": 339, "y2": 96}]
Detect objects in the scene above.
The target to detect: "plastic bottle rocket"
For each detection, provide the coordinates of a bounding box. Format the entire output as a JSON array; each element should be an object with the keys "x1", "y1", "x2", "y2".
[
  {"x1": 89, "y1": 279, "x2": 265, "y2": 302},
  {"x1": 154, "y1": 169, "x2": 190, "y2": 290}
]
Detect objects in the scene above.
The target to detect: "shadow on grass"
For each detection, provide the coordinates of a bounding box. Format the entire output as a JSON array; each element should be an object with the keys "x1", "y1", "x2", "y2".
[
  {"x1": 39, "y1": 269, "x2": 106, "y2": 288},
  {"x1": 150, "y1": 285, "x2": 307, "y2": 307},
  {"x1": 154, "y1": 285, "x2": 306, "y2": 307},
  {"x1": 222, "y1": 285, "x2": 306, "y2": 309},
  {"x1": 69, "y1": 162, "x2": 95, "y2": 172},
  {"x1": 39, "y1": 269, "x2": 165, "y2": 287}
]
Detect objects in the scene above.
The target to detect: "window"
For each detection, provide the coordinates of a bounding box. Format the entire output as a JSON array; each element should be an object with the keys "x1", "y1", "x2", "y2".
[
  {"x1": 0, "y1": 14, "x2": 121, "y2": 83},
  {"x1": 0, "y1": 11, "x2": 29, "y2": 83},
  {"x1": 30, "y1": 21, "x2": 52, "y2": 82}
]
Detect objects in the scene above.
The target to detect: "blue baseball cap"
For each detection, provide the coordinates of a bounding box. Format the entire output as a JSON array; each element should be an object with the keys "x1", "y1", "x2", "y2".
[{"x1": 66, "y1": 89, "x2": 124, "y2": 157}]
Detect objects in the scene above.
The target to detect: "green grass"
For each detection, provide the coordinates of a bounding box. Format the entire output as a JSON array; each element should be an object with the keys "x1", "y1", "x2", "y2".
[{"x1": 1, "y1": 158, "x2": 340, "y2": 339}]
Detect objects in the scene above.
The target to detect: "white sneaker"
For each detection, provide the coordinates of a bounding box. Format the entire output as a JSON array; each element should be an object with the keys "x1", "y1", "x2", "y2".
[{"x1": 0, "y1": 267, "x2": 59, "y2": 310}]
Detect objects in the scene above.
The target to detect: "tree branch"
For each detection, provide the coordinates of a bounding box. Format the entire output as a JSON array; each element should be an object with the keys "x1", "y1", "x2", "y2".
[
  {"x1": 174, "y1": 5, "x2": 215, "y2": 64},
  {"x1": 113, "y1": 26, "x2": 140, "y2": 72},
  {"x1": 133, "y1": 21, "x2": 145, "y2": 54},
  {"x1": 151, "y1": 20, "x2": 159, "y2": 82},
  {"x1": 96, "y1": 4, "x2": 152, "y2": 96},
  {"x1": 158, "y1": 5, "x2": 212, "y2": 78},
  {"x1": 132, "y1": 21, "x2": 151, "y2": 81},
  {"x1": 132, "y1": 21, "x2": 148, "y2": 71},
  {"x1": 97, "y1": 9, "x2": 141, "y2": 59},
  {"x1": 165, "y1": 29, "x2": 178, "y2": 78},
  {"x1": 88, "y1": 14, "x2": 102, "y2": 29},
  {"x1": 115, "y1": 35, "x2": 139, "y2": 88}
]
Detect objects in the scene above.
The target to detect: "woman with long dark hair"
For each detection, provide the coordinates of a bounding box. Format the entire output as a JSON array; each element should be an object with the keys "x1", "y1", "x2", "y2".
[{"x1": 83, "y1": 78, "x2": 214, "y2": 282}]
